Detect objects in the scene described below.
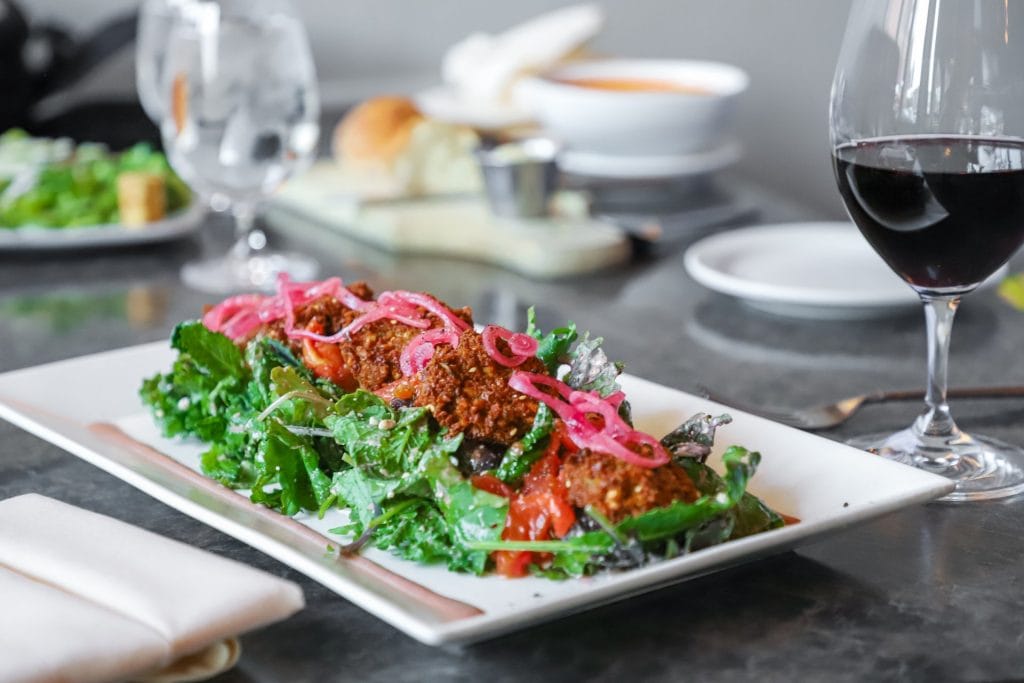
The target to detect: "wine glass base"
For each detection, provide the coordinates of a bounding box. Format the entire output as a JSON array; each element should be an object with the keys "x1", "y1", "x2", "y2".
[
  {"x1": 847, "y1": 428, "x2": 1024, "y2": 502},
  {"x1": 181, "y1": 251, "x2": 319, "y2": 294}
]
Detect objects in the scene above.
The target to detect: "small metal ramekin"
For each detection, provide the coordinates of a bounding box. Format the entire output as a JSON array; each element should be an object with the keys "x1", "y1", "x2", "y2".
[{"x1": 475, "y1": 138, "x2": 560, "y2": 218}]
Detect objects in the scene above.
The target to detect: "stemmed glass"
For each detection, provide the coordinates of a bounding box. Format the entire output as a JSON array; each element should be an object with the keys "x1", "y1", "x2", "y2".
[
  {"x1": 136, "y1": 0, "x2": 185, "y2": 125},
  {"x1": 831, "y1": 0, "x2": 1024, "y2": 501},
  {"x1": 160, "y1": 0, "x2": 319, "y2": 293}
]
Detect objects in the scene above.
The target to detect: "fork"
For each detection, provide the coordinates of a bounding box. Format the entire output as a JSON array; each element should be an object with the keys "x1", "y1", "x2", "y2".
[{"x1": 696, "y1": 385, "x2": 1024, "y2": 431}]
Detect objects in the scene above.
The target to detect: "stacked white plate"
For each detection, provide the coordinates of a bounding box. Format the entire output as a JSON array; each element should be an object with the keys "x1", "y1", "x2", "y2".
[{"x1": 684, "y1": 222, "x2": 1007, "y2": 319}]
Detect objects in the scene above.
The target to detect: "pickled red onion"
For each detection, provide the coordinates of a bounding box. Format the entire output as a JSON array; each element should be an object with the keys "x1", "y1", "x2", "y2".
[
  {"x1": 508, "y1": 371, "x2": 669, "y2": 468},
  {"x1": 202, "y1": 294, "x2": 286, "y2": 341},
  {"x1": 568, "y1": 390, "x2": 632, "y2": 439},
  {"x1": 481, "y1": 325, "x2": 539, "y2": 367},
  {"x1": 202, "y1": 274, "x2": 374, "y2": 342},
  {"x1": 282, "y1": 290, "x2": 465, "y2": 344},
  {"x1": 508, "y1": 371, "x2": 572, "y2": 403},
  {"x1": 395, "y1": 291, "x2": 471, "y2": 332},
  {"x1": 279, "y1": 275, "x2": 381, "y2": 342},
  {"x1": 203, "y1": 275, "x2": 471, "y2": 347},
  {"x1": 400, "y1": 328, "x2": 462, "y2": 376}
]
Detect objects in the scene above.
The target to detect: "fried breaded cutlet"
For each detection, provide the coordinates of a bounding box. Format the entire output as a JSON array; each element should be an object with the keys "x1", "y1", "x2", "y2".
[
  {"x1": 260, "y1": 286, "x2": 473, "y2": 392},
  {"x1": 413, "y1": 329, "x2": 544, "y2": 447},
  {"x1": 559, "y1": 449, "x2": 699, "y2": 523}
]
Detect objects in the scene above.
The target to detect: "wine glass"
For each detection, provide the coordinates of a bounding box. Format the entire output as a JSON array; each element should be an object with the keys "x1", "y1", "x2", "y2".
[
  {"x1": 160, "y1": 0, "x2": 319, "y2": 293},
  {"x1": 831, "y1": 0, "x2": 1024, "y2": 501}
]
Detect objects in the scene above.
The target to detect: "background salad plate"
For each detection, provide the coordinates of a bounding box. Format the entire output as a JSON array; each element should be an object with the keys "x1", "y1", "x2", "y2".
[
  {"x1": 0, "y1": 342, "x2": 953, "y2": 645},
  {"x1": 0, "y1": 202, "x2": 204, "y2": 251}
]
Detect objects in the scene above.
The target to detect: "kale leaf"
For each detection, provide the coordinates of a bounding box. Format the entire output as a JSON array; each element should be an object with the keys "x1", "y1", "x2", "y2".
[
  {"x1": 564, "y1": 332, "x2": 624, "y2": 398},
  {"x1": 526, "y1": 306, "x2": 577, "y2": 373},
  {"x1": 324, "y1": 390, "x2": 506, "y2": 574},
  {"x1": 494, "y1": 403, "x2": 553, "y2": 484},
  {"x1": 661, "y1": 413, "x2": 733, "y2": 462}
]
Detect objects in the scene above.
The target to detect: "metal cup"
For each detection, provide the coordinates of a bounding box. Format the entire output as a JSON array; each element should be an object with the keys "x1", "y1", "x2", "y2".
[{"x1": 475, "y1": 138, "x2": 560, "y2": 219}]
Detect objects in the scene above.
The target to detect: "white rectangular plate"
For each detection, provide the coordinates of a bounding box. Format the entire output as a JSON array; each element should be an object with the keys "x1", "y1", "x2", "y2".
[{"x1": 0, "y1": 342, "x2": 954, "y2": 645}]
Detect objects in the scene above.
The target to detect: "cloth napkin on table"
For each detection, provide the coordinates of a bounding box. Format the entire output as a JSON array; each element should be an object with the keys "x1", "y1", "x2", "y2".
[{"x1": 0, "y1": 493, "x2": 305, "y2": 683}]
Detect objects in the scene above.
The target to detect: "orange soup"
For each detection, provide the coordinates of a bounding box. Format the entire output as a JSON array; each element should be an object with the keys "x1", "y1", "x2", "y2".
[{"x1": 554, "y1": 76, "x2": 713, "y2": 95}]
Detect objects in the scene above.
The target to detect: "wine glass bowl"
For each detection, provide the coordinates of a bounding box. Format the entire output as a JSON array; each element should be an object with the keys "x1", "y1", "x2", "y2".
[
  {"x1": 833, "y1": 137, "x2": 1024, "y2": 295},
  {"x1": 159, "y1": 0, "x2": 320, "y2": 293},
  {"x1": 136, "y1": 0, "x2": 183, "y2": 124},
  {"x1": 831, "y1": 0, "x2": 1024, "y2": 501}
]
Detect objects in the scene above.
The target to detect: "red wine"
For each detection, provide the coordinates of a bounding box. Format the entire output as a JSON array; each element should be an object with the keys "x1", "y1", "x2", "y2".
[{"x1": 833, "y1": 136, "x2": 1024, "y2": 292}]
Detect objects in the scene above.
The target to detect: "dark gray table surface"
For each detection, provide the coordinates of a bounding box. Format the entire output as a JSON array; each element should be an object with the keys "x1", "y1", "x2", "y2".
[{"x1": 1, "y1": 176, "x2": 1023, "y2": 682}]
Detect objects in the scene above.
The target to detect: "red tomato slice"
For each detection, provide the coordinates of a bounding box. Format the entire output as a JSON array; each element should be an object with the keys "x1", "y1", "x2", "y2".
[
  {"x1": 471, "y1": 474, "x2": 514, "y2": 498},
  {"x1": 494, "y1": 549, "x2": 533, "y2": 577},
  {"x1": 492, "y1": 448, "x2": 576, "y2": 577},
  {"x1": 300, "y1": 322, "x2": 358, "y2": 391}
]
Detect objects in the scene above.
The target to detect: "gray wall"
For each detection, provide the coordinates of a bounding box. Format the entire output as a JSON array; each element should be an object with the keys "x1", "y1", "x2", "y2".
[{"x1": 27, "y1": 0, "x2": 854, "y2": 217}]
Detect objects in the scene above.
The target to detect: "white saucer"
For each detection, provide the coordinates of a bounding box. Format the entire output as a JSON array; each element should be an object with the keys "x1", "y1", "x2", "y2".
[
  {"x1": 683, "y1": 222, "x2": 1008, "y2": 319},
  {"x1": 558, "y1": 141, "x2": 742, "y2": 180}
]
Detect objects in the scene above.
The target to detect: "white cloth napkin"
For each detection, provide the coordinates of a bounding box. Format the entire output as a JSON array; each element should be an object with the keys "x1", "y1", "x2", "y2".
[{"x1": 0, "y1": 494, "x2": 305, "y2": 683}]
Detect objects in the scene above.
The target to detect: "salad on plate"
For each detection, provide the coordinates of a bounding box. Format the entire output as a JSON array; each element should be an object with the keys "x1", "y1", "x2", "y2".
[
  {"x1": 141, "y1": 276, "x2": 787, "y2": 579},
  {"x1": 0, "y1": 129, "x2": 190, "y2": 229}
]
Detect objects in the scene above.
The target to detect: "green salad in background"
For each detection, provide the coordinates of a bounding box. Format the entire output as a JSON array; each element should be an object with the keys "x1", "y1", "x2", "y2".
[{"x1": 0, "y1": 129, "x2": 190, "y2": 229}]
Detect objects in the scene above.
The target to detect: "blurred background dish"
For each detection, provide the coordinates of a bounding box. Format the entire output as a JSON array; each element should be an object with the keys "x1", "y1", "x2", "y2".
[
  {"x1": 331, "y1": 96, "x2": 482, "y2": 199},
  {"x1": 557, "y1": 139, "x2": 742, "y2": 179},
  {"x1": 0, "y1": 201, "x2": 202, "y2": 250},
  {"x1": 519, "y1": 58, "x2": 748, "y2": 157},
  {"x1": 0, "y1": 131, "x2": 74, "y2": 178},
  {"x1": 0, "y1": 129, "x2": 199, "y2": 247},
  {"x1": 684, "y1": 222, "x2": 1009, "y2": 319},
  {"x1": 416, "y1": 4, "x2": 603, "y2": 130}
]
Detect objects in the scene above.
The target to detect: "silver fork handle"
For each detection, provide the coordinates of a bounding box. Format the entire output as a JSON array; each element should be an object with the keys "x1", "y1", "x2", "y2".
[{"x1": 869, "y1": 386, "x2": 1024, "y2": 403}]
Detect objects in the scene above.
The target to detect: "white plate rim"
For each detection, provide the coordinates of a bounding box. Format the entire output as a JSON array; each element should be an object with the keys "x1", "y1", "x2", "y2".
[
  {"x1": 0, "y1": 342, "x2": 954, "y2": 645},
  {"x1": 0, "y1": 202, "x2": 204, "y2": 251},
  {"x1": 558, "y1": 140, "x2": 742, "y2": 180},
  {"x1": 684, "y1": 222, "x2": 1006, "y2": 310}
]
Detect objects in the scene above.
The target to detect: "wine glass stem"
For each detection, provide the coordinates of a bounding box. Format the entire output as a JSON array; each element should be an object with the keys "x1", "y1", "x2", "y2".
[
  {"x1": 229, "y1": 200, "x2": 266, "y2": 261},
  {"x1": 915, "y1": 295, "x2": 962, "y2": 449}
]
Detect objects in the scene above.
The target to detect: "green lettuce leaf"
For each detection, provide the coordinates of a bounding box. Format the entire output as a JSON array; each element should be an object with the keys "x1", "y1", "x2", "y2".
[
  {"x1": 494, "y1": 403, "x2": 554, "y2": 484},
  {"x1": 324, "y1": 390, "x2": 505, "y2": 574},
  {"x1": 676, "y1": 453, "x2": 784, "y2": 540},
  {"x1": 526, "y1": 307, "x2": 578, "y2": 373},
  {"x1": 171, "y1": 321, "x2": 246, "y2": 380},
  {"x1": 250, "y1": 420, "x2": 333, "y2": 515}
]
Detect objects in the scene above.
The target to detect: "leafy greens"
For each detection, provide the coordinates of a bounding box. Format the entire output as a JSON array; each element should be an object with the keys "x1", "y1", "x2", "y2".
[{"x1": 140, "y1": 316, "x2": 783, "y2": 579}]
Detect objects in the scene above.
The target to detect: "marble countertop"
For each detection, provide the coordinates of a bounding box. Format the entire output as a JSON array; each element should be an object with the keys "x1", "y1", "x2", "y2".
[{"x1": 1, "y1": 177, "x2": 1022, "y2": 682}]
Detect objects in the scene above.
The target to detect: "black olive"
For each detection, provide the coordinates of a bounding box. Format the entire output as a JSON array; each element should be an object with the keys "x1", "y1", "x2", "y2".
[{"x1": 455, "y1": 440, "x2": 503, "y2": 475}]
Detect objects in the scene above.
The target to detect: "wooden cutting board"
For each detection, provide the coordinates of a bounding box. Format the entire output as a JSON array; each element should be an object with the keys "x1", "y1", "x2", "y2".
[{"x1": 266, "y1": 162, "x2": 631, "y2": 279}]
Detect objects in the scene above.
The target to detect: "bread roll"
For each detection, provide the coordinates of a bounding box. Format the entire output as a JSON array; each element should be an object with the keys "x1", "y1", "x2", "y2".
[
  {"x1": 333, "y1": 97, "x2": 423, "y2": 163},
  {"x1": 332, "y1": 96, "x2": 482, "y2": 198}
]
